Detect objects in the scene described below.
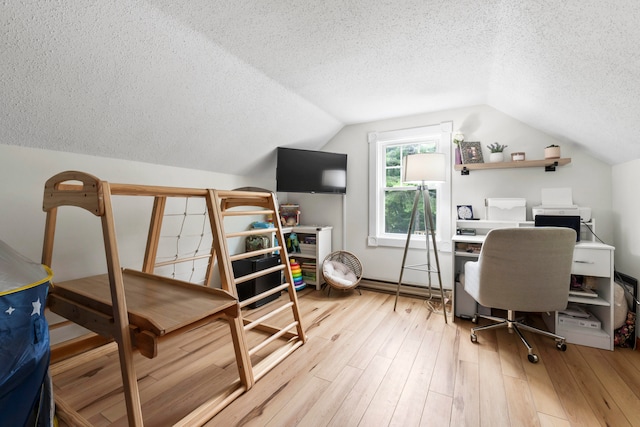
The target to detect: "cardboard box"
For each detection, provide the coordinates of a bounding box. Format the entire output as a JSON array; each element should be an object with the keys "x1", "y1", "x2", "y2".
[
  {"x1": 558, "y1": 313, "x2": 601, "y2": 329},
  {"x1": 485, "y1": 198, "x2": 526, "y2": 221}
]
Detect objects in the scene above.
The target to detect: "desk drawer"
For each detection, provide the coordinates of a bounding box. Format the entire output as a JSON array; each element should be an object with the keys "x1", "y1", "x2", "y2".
[{"x1": 572, "y1": 247, "x2": 610, "y2": 277}]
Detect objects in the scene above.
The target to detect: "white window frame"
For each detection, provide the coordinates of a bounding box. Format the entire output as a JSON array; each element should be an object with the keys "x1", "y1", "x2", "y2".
[{"x1": 367, "y1": 122, "x2": 452, "y2": 251}]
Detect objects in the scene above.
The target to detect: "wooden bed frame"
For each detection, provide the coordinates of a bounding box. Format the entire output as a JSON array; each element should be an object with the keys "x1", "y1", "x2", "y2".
[{"x1": 42, "y1": 171, "x2": 306, "y2": 426}]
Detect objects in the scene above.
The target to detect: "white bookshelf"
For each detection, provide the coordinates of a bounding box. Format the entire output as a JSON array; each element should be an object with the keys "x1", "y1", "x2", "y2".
[{"x1": 282, "y1": 225, "x2": 332, "y2": 290}]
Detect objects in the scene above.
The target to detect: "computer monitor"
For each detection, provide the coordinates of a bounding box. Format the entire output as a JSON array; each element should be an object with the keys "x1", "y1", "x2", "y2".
[{"x1": 534, "y1": 215, "x2": 581, "y2": 242}]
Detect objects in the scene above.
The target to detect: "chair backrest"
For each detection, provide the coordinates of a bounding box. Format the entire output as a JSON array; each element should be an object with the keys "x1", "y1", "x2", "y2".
[{"x1": 469, "y1": 227, "x2": 576, "y2": 312}]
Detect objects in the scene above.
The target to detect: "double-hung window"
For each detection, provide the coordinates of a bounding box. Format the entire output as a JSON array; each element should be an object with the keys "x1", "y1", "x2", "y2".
[{"x1": 368, "y1": 122, "x2": 452, "y2": 249}]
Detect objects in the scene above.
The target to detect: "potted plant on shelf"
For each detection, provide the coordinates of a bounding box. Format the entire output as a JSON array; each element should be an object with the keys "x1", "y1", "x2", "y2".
[
  {"x1": 545, "y1": 144, "x2": 561, "y2": 159},
  {"x1": 487, "y1": 142, "x2": 507, "y2": 162}
]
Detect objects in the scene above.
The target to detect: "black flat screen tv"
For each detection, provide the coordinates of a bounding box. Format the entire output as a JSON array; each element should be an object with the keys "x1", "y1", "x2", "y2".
[{"x1": 276, "y1": 147, "x2": 347, "y2": 194}]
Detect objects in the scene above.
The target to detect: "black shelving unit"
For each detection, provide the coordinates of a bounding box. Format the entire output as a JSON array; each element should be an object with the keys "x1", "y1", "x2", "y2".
[{"x1": 232, "y1": 255, "x2": 281, "y2": 308}]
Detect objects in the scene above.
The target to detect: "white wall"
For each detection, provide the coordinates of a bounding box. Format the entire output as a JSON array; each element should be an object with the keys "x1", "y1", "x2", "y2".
[
  {"x1": 1, "y1": 103, "x2": 616, "y2": 290},
  {"x1": 612, "y1": 159, "x2": 640, "y2": 276},
  {"x1": 612, "y1": 160, "x2": 640, "y2": 341},
  {"x1": 294, "y1": 105, "x2": 613, "y2": 288},
  {"x1": 0, "y1": 144, "x2": 252, "y2": 283}
]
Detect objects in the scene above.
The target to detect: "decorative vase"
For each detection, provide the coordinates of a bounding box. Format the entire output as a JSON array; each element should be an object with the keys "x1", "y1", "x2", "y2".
[
  {"x1": 455, "y1": 147, "x2": 462, "y2": 165},
  {"x1": 489, "y1": 152, "x2": 504, "y2": 163},
  {"x1": 545, "y1": 146, "x2": 561, "y2": 159}
]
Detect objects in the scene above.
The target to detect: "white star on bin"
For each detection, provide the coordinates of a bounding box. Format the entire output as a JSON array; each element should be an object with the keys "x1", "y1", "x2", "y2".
[
  {"x1": 31, "y1": 298, "x2": 41, "y2": 316},
  {"x1": 5, "y1": 306, "x2": 15, "y2": 315}
]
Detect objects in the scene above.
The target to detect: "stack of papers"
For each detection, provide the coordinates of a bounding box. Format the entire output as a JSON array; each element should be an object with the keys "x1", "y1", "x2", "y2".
[
  {"x1": 569, "y1": 287, "x2": 598, "y2": 298},
  {"x1": 559, "y1": 303, "x2": 591, "y2": 317},
  {"x1": 540, "y1": 188, "x2": 577, "y2": 208}
]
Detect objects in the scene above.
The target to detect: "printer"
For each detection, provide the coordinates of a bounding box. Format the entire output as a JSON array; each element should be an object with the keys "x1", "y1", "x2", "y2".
[{"x1": 531, "y1": 188, "x2": 592, "y2": 222}]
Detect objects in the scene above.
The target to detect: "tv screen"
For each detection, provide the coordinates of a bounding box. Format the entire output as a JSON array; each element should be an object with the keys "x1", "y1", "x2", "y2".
[{"x1": 276, "y1": 147, "x2": 347, "y2": 194}]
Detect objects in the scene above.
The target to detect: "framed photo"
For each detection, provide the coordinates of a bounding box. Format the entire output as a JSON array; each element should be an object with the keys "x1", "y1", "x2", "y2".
[
  {"x1": 457, "y1": 205, "x2": 474, "y2": 220},
  {"x1": 460, "y1": 141, "x2": 484, "y2": 164}
]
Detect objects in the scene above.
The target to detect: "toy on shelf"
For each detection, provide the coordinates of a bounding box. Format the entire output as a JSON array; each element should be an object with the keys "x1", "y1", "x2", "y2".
[
  {"x1": 289, "y1": 259, "x2": 306, "y2": 291},
  {"x1": 279, "y1": 204, "x2": 300, "y2": 226},
  {"x1": 287, "y1": 232, "x2": 301, "y2": 253}
]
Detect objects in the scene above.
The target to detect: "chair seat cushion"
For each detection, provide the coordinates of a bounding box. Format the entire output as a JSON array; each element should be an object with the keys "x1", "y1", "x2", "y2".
[{"x1": 323, "y1": 260, "x2": 357, "y2": 288}]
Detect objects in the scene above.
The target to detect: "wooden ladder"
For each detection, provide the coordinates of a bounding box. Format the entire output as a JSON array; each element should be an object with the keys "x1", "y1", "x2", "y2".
[{"x1": 209, "y1": 189, "x2": 307, "y2": 385}]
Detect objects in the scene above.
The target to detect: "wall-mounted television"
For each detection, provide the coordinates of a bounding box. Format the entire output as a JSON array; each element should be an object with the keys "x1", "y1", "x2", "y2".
[{"x1": 276, "y1": 147, "x2": 347, "y2": 194}]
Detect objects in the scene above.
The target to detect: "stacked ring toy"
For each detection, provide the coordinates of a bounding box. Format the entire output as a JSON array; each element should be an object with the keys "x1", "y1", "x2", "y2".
[{"x1": 289, "y1": 259, "x2": 306, "y2": 291}]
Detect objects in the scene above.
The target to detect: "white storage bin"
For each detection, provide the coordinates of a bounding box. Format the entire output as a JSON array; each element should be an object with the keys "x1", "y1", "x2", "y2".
[{"x1": 485, "y1": 198, "x2": 526, "y2": 221}]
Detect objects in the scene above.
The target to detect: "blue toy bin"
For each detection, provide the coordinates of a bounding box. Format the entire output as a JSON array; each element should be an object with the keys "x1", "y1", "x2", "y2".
[{"x1": 0, "y1": 240, "x2": 54, "y2": 426}]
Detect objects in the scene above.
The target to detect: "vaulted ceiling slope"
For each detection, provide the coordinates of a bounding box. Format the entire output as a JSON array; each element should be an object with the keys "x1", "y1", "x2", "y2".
[{"x1": 2, "y1": 1, "x2": 639, "y2": 175}]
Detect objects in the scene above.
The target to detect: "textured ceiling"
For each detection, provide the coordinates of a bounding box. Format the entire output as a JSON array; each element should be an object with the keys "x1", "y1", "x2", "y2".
[{"x1": 2, "y1": 1, "x2": 639, "y2": 175}]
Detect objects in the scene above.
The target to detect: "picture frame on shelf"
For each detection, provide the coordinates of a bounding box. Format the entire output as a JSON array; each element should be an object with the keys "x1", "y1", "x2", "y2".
[
  {"x1": 460, "y1": 141, "x2": 484, "y2": 164},
  {"x1": 457, "y1": 205, "x2": 474, "y2": 220}
]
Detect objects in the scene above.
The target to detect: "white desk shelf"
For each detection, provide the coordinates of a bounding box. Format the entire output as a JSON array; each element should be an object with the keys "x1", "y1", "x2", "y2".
[{"x1": 456, "y1": 219, "x2": 596, "y2": 242}]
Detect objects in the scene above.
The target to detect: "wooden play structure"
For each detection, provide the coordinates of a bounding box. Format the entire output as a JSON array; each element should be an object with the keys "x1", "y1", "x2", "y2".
[{"x1": 41, "y1": 171, "x2": 306, "y2": 426}]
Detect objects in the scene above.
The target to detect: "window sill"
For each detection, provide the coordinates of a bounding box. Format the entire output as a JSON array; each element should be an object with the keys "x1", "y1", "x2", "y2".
[{"x1": 367, "y1": 234, "x2": 450, "y2": 252}]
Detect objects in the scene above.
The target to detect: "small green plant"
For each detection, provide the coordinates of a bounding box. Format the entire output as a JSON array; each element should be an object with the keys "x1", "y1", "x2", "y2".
[
  {"x1": 487, "y1": 142, "x2": 507, "y2": 153},
  {"x1": 546, "y1": 144, "x2": 559, "y2": 148}
]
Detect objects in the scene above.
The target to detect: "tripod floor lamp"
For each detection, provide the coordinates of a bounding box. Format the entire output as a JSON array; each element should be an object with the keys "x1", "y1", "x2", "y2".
[{"x1": 394, "y1": 152, "x2": 448, "y2": 323}]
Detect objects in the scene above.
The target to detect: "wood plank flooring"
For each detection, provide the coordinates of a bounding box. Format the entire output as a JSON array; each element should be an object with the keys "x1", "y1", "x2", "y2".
[{"x1": 53, "y1": 284, "x2": 640, "y2": 426}]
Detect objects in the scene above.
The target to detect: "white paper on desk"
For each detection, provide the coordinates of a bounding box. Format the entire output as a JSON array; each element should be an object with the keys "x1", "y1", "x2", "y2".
[{"x1": 541, "y1": 188, "x2": 575, "y2": 207}]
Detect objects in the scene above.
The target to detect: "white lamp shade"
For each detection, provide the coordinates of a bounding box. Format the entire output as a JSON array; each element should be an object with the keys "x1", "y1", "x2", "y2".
[{"x1": 403, "y1": 153, "x2": 446, "y2": 183}]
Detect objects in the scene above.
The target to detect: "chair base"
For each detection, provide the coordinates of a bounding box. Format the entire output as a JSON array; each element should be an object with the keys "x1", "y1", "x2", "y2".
[{"x1": 470, "y1": 310, "x2": 567, "y2": 363}]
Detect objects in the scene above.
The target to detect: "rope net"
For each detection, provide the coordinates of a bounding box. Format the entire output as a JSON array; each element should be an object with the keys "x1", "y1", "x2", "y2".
[{"x1": 153, "y1": 197, "x2": 213, "y2": 285}]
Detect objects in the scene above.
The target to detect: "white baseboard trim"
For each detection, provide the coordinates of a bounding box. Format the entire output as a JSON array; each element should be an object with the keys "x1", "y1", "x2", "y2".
[{"x1": 359, "y1": 278, "x2": 452, "y2": 299}]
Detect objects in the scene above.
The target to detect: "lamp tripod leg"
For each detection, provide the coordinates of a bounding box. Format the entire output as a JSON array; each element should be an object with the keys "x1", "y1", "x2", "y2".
[
  {"x1": 394, "y1": 187, "x2": 421, "y2": 311},
  {"x1": 421, "y1": 187, "x2": 433, "y2": 301},
  {"x1": 394, "y1": 185, "x2": 447, "y2": 324},
  {"x1": 424, "y1": 187, "x2": 448, "y2": 324}
]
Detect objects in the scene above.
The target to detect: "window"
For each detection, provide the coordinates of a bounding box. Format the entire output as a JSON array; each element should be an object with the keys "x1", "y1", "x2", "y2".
[
  {"x1": 368, "y1": 122, "x2": 452, "y2": 249},
  {"x1": 383, "y1": 141, "x2": 437, "y2": 235}
]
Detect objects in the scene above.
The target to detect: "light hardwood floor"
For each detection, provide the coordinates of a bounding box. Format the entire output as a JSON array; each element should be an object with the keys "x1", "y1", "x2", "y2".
[{"x1": 53, "y1": 284, "x2": 640, "y2": 426}]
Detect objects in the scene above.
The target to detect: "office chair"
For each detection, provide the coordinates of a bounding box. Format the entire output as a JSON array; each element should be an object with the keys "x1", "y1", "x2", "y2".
[{"x1": 464, "y1": 227, "x2": 576, "y2": 363}]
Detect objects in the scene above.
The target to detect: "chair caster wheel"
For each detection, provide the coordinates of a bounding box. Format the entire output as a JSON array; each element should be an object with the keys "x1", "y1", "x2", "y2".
[
  {"x1": 470, "y1": 334, "x2": 478, "y2": 343},
  {"x1": 556, "y1": 342, "x2": 567, "y2": 351},
  {"x1": 528, "y1": 354, "x2": 539, "y2": 363},
  {"x1": 471, "y1": 316, "x2": 478, "y2": 324}
]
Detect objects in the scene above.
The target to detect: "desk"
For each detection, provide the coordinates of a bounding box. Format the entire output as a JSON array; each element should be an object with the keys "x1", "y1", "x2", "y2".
[{"x1": 453, "y1": 231, "x2": 615, "y2": 351}]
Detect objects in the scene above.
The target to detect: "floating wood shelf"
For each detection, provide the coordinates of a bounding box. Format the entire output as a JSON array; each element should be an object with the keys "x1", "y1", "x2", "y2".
[{"x1": 454, "y1": 158, "x2": 571, "y2": 175}]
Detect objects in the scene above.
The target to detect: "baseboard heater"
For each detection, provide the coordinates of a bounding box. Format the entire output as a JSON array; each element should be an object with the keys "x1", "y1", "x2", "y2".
[{"x1": 359, "y1": 277, "x2": 452, "y2": 299}]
